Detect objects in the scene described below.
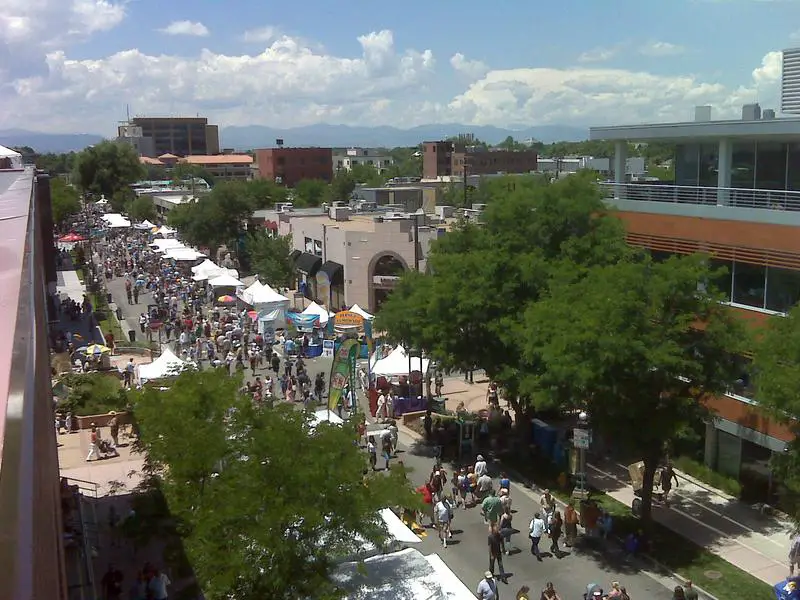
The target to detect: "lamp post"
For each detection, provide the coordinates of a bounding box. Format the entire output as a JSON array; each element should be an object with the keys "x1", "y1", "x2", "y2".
[{"x1": 572, "y1": 410, "x2": 590, "y2": 500}]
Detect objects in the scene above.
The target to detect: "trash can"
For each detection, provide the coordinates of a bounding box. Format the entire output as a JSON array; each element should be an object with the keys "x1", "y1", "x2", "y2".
[
  {"x1": 116, "y1": 307, "x2": 122, "y2": 321},
  {"x1": 128, "y1": 329, "x2": 136, "y2": 343}
]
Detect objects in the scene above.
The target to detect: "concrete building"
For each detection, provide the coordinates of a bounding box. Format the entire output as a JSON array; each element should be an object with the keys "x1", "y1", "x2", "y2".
[
  {"x1": 536, "y1": 156, "x2": 646, "y2": 178},
  {"x1": 254, "y1": 147, "x2": 333, "y2": 187},
  {"x1": 332, "y1": 148, "x2": 394, "y2": 174},
  {"x1": 590, "y1": 107, "x2": 800, "y2": 495},
  {"x1": 117, "y1": 123, "x2": 156, "y2": 157},
  {"x1": 0, "y1": 167, "x2": 66, "y2": 599},
  {"x1": 352, "y1": 185, "x2": 438, "y2": 213},
  {"x1": 123, "y1": 116, "x2": 220, "y2": 157},
  {"x1": 272, "y1": 209, "x2": 443, "y2": 312},
  {"x1": 422, "y1": 141, "x2": 538, "y2": 179},
  {"x1": 782, "y1": 48, "x2": 800, "y2": 115},
  {"x1": 181, "y1": 154, "x2": 253, "y2": 180}
]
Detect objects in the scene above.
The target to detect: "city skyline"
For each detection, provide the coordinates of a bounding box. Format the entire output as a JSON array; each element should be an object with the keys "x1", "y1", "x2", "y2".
[{"x1": 0, "y1": 0, "x2": 796, "y2": 134}]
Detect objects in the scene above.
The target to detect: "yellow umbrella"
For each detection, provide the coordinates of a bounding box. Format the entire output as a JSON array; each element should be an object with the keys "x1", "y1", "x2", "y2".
[{"x1": 85, "y1": 343, "x2": 111, "y2": 355}]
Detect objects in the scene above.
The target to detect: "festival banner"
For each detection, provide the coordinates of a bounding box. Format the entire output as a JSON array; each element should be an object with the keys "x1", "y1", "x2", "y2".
[{"x1": 328, "y1": 339, "x2": 359, "y2": 411}]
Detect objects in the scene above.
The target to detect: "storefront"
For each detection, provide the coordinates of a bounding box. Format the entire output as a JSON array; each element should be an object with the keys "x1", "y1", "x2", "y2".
[{"x1": 294, "y1": 252, "x2": 322, "y2": 300}]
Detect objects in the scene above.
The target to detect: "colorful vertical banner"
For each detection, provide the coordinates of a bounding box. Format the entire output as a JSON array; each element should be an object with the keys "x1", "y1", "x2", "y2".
[{"x1": 328, "y1": 339, "x2": 359, "y2": 411}]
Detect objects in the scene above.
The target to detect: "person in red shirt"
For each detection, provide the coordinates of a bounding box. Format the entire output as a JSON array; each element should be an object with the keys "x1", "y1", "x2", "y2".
[{"x1": 416, "y1": 483, "x2": 434, "y2": 528}]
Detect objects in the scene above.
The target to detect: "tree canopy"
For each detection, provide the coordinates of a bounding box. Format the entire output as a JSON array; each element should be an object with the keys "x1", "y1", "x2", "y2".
[
  {"x1": 132, "y1": 370, "x2": 418, "y2": 599},
  {"x1": 73, "y1": 140, "x2": 145, "y2": 199},
  {"x1": 293, "y1": 178, "x2": 329, "y2": 207},
  {"x1": 242, "y1": 232, "x2": 295, "y2": 288},
  {"x1": 753, "y1": 307, "x2": 800, "y2": 525},
  {"x1": 51, "y1": 178, "x2": 82, "y2": 225},
  {"x1": 526, "y1": 254, "x2": 745, "y2": 520},
  {"x1": 127, "y1": 195, "x2": 157, "y2": 222}
]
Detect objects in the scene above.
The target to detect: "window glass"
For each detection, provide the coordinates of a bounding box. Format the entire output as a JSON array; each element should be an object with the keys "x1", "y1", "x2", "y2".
[
  {"x1": 649, "y1": 250, "x2": 672, "y2": 263},
  {"x1": 730, "y1": 354, "x2": 757, "y2": 400},
  {"x1": 731, "y1": 142, "x2": 756, "y2": 189},
  {"x1": 755, "y1": 142, "x2": 787, "y2": 190},
  {"x1": 675, "y1": 144, "x2": 699, "y2": 186},
  {"x1": 709, "y1": 258, "x2": 733, "y2": 301},
  {"x1": 766, "y1": 266, "x2": 800, "y2": 313},
  {"x1": 732, "y1": 261, "x2": 766, "y2": 308},
  {"x1": 787, "y1": 144, "x2": 800, "y2": 192},
  {"x1": 698, "y1": 144, "x2": 719, "y2": 187}
]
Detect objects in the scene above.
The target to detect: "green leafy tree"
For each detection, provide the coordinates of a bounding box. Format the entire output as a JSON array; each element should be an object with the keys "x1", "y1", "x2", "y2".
[
  {"x1": 127, "y1": 195, "x2": 157, "y2": 222},
  {"x1": 245, "y1": 232, "x2": 294, "y2": 287},
  {"x1": 349, "y1": 163, "x2": 386, "y2": 187},
  {"x1": 171, "y1": 162, "x2": 214, "y2": 189},
  {"x1": 753, "y1": 307, "x2": 800, "y2": 524},
  {"x1": 330, "y1": 171, "x2": 356, "y2": 203},
  {"x1": 525, "y1": 254, "x2": 746, "y2": 522},
  {"x1": 132, "y1": 370, "x2": 419, "y2": 599},
  {"x1": 495, "y1": 136, "x2": 529, "y2": 151},
  {"x1": 51, "y1": 178, "x2": 82, "y2": 225},
  {"x1": 376, "y1": 173, "x2": 630, "y2": 420},
  {"x1": 293, "y1": 178, "x2": 329, "y2": 207},
  {"x1": 386, "y1": 146, "x2": 422, "y2": 178},
  {"x1": 73, "y1": 140, "x2": 145, "y2": 199},
  {"x1": 36, "y1": 151, "x2": 77, "y2": 175}
]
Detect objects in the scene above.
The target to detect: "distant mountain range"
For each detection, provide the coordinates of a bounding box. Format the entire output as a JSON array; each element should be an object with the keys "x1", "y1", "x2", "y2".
[{"x1": 0, "y1": 123, "x2": 589, "y2": 154}]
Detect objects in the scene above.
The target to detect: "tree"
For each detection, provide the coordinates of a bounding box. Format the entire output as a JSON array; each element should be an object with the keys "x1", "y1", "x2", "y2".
[
  {"x1": 171, "y1": 161, "x2": 214, "y2": 189},
  {"x1": 386, "y1": 147, "x2": 422, "y2": 179},
  {"x1": 525, "y1": 254, "x2": 745, "y2": 522},
  {"x1": 349, "y1": 163, "x2": 386, "y2": 187},
  {"x1": 376, "y1": 173, "x2": 631, "y2": 420},
  {"x1": 293, "y1": 179, "x2": 329, "y2": 207},
  {"x1": 495, "y1": 136, "x2": 529, "y2": 151},
  {"x1": 132, "y1": 369, "x2": 419, "y2": 599},
  {"x1": 51, "y1": 178, "x2": 82, "y2": 225},
  {"x1": 127, "y1": 195, "x2": 157, "y2": 222},
  {"x1": 245, "y1": 232, "x2": 294, "y2": 287},
  {"x1": 73, "y1": 140, "x2": 145, "y2": 199},
  {"x1": 753, "y1": 307, "x2": 800, "y2": 524},
  {"x1": 330, "y1": 171, "x2": 356, "y2": 203},
  {"x1": 36, "y1": 151, "x2": 77, "y2": 175}
]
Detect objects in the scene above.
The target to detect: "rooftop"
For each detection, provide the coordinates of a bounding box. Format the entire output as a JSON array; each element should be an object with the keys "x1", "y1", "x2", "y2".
[
  {"x1": 590, "y1": 116, "x2": 800, "y2": 142},
  {"x1": 182, "y1": 154, "x2": 253, "y2": 165}
]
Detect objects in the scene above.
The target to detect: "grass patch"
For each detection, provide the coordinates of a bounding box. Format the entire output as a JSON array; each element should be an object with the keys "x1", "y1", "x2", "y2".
[
  {"x1": 673, "y1": 455, "x2": 742, "y2": 498},
  {"x1": 502, "y1": 452, "x2": 774, "y2": 600}
]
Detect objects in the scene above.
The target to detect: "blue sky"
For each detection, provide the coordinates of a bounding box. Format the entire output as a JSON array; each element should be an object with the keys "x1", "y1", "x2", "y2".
[{"x1": 0, "y1": 0, "x2": 795, "y2": 134}]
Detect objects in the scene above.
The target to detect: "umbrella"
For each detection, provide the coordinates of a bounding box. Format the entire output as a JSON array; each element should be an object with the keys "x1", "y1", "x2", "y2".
[
  {"x1": 58, "y1": 232, "x2": 87, "y2": 242},
  {"x1": 247, "y1": 310, "x2": 258, "y2": 319},
  {"x1": 218, "y1": 295, "x2": 236, "y2": 303},
  {"x1": 85, "y1": 343, "x2": 111, "y2": 355}
]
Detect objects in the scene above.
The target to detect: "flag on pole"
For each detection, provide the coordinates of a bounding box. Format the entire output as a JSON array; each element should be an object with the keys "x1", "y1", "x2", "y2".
[{"x1": 328, "y1": 339, "x2": 359, "y2": 411}]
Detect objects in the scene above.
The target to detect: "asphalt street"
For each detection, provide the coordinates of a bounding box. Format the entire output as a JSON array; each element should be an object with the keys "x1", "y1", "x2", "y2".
[{"x1": 102, "y1": 266, "x2": 678, "y2": 598}]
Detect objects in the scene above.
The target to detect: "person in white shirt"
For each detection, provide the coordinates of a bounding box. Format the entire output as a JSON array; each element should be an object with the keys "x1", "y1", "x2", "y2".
[
  {"x1": 146, "y1": 568, "x2": 170, "y2": 600},
  {"x1": 376, "y1": 393, "x2": 386, "y2": 419},
  {"x1": 529, "y1": 512, "x2": 546, "y2": 561},
  {"x1": 474, "y1": 454, "x2": 488, "y2": 478},
  {"x1": 434, "y1": 498, "x2": 452, "y2": 547}
]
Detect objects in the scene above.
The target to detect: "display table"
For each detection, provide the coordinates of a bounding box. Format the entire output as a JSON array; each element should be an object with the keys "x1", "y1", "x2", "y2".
[
  {"x1": 391, "y1": 395, "x2": 429, "y2": 417},
  {"x1": 306, "y1": 344, "x2": 323, "y2": 358}
]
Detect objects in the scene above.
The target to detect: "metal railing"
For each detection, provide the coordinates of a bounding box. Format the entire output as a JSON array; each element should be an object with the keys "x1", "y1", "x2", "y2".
[
  {"x1": 64, "y1": 478, "x2": 100, "y2": 600},
  {"x1": 599, "y1": 182, "x2": 800, "y2": 212}
]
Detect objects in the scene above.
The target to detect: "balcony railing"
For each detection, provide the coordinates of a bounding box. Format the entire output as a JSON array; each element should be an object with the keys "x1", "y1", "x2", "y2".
[{"x1": 599, "y1": 182, "x2": 800, "y2": 212}]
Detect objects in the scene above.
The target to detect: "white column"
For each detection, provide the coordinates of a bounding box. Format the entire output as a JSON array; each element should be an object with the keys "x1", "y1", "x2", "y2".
[
  {"x1": 717, "y1": 138, "x2": 732, "y2": 206},
  {"x1": 613, "y1": 141, "x2": 627, "y2": 198}
]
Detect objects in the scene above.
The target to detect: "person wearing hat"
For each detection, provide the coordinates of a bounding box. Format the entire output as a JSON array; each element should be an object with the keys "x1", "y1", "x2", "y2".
[
  {"x1": 108, "y1": 411, "x2": 120, "y2": 448},
  {"x1": 476, "y1": 570, "x2": 499, "y2": 600}
]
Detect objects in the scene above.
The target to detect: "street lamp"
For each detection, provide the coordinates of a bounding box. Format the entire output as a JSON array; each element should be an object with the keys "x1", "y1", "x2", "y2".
[{"x1": 572, "y1": 410, "x2": 590, "y2": 500}]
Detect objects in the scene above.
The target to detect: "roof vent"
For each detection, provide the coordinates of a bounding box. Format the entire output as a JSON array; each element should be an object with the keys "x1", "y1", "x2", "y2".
[
  {"x1": 694, "y1": 106, "x2": 712, "y2": 122},
  {"x1": 742, "y1": 103, "x2": 761, "y2": 121}
]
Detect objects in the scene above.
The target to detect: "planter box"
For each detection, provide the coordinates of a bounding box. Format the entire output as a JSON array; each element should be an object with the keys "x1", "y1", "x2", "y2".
[{"x1": 75, "y1": 411, "x2": 129, "y2": 430}]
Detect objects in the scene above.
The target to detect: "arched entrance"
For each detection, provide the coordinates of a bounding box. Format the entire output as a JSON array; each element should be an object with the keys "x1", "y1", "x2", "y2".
[{"x1": 369, "y1": 252, "x2": 408, "y2": 312}]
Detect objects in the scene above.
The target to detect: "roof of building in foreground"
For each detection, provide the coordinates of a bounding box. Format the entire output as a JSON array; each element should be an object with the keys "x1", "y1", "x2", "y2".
[{"x1": 590, "y1": 115, "x2": 800, "y2": 141}]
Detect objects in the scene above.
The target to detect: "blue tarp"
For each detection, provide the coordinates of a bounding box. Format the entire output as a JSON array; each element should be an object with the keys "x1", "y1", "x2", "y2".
[
  {"x1": 288, "y1": 313, "x2": 319, "y2": 331},
  {"x1": 775, "y1": 579, "x2": 800, "y2": 600}
]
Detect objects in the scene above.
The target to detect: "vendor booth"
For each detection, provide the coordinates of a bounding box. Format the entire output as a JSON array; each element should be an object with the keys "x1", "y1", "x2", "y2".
[
  {"x1": 250, "y1": 284, "x2": 290, "y2": 334},
  {"x1": 134, "y1": 219, "x2": 156, "y2": 230},
  {"x1": 208, "y1": 273, "x2": 245, "y2": 288},
  {"x1": 350, "y1": 304, "x2": 374, "y2": 320},
  {"x1": 370, "y1": 345, "x2": 430, "y2": 416},
  {"x1": 138, "y1": 348, "x2": 192, "y2": 382},
  {"x1": 151, "y1": 238, "x2": 183, "y2": 253},
  {"x1": 155, "y1": 225, "x2": 177, "y2": 236},
  {"x1": 302, "y1": 301, "x2": 333, "y2": 326}
]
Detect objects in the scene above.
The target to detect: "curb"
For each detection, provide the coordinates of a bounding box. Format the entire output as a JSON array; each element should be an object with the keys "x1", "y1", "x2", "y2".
[{"x1": 394, "y1": 422, "x2": 720, "y2": 600}]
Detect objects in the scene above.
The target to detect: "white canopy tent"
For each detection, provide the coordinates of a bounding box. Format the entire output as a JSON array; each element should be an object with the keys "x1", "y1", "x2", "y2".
[
  {"x1": 239, "y1": 280, "x2": 264, "y2": 304},
  {"x1": 310, "y1": 408, "x2": 345, "y2": 428},
  {"x1": 350, "y1": 304, "x2": 374, "y2": 320},
  {"x1": 331, "y1": 547, "x2": 474, "y2": 600},
  {"x1": 209, "y1": 273, "x2": 245, "y2": 288},
  {"x1": 301, "y1": 301, "x2": 333, "y2": 326},
  {"x1": 155, "y1": 225, "x2": 177, "y2": 236},
  {"x1": 251, "y1": 285, "x2": 289, "y2": 331},
  {"x1": 191, "y1": 259, "x2": 219, "y2": 274},
  {"x1": 95, "y1": 197, "x2": 109, "y2": 206},
  {"x1": 371, "y1": 345, "x2": 429, "y2": 378},
  {"x1": 164, "y1": 247, "x2": 205, "y2": 261},
  {"x1": 150, "y1": 238, "x2": 184, "y2": 253},
  {"x1": 134, "y1": 219, "x2": 156, "y2": 230},
  {"x1": 138, "y1": 348, "x2": 192, "y2": 381},
  {"x1": 0, "y1": 145, "x2": 23, "y2": 169},
  {"x1": 101, "y1": 213, "x2": 132, "y2": 228}
]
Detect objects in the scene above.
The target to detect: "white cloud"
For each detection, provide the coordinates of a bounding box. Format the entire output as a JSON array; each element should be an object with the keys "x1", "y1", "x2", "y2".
[
  {"x1": 0, "y1": 0, "x2": 125, "y2": 45},
  {"x1": 577, "y1": 47, "x2": 619, "y2": 63},
  {"x1": 639, "y1": 41, "x2": 685, "y2": 57},
  {"x1": 242, "y1": 26, "x2": 280, "y2": 44},
  {"x1": 752, "y1": 50, "x2": 782, "y2": 85},
  {"x1": 158, "y1": 20, "x2": 209, "y2": 37},
  {"x1": 450, "y1": 53, "x2": 489, "y2": 79}
]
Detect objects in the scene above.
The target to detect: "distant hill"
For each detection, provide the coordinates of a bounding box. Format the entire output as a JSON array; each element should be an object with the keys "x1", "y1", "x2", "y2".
[
  {"x1": 219, "y1": 123, "x2": 588, "y2": 149},
  {"x1": 0, "y1": 123, "x2": 589, "y2": 154},
  {"x1": 0, "y1": 130, "x2": 105, "y2": 153}
]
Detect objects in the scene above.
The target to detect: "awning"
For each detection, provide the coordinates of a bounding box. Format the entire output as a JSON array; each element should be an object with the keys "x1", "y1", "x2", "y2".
[
  {"x1": 289, "y1": 249, "x2": 302, "y2": 262},
  {"x1": 295, "y1": 252, "x2": 322, "y2": 276},
  {"x1": 319, "y1": 260, "x2": 344, "y2": 285}
]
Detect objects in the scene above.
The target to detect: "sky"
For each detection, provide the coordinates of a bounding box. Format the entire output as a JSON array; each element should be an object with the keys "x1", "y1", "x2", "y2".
[{"x1": 0, "y1": 0, "x2": 796, "y2": 135}]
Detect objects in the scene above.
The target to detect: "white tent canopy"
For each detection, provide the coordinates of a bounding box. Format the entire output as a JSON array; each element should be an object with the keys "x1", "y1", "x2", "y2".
[
  {"x1": 301, "y1": 301, "x2": 333, "y2": 325},
  {"x1": 191, "y1": 259, "x2": 219, "y2": 274},
  {"x1": 350, "y1": 304, "x2": 374, "y2": 320},
  {"x1": 371, "y1": 345, "x2": 429, "y2": 377},
  {"x1": 165, "y1": 247, "x2": 205, "y2": 261},
  {"x1": 331, "y1": 548, "x2": 474, "y2": 600},
  {"x1": 151, "y1": 238, "x2": 183, "y2": 252},
  {"x1": 310, "y1": 408, "x2": 344, "y2": 428},
  {"x1": 138, "y1": 348, "x2": 191, "y2": 381},
  {"x1": 251, "y1": 284, "x2": 289, "y2": 305},
  {"x1": 239, "y1": 280, "x2": 264, "y2": 304},
  {"x1": 0, "y1": 145, "x2": 22, "y2": 169},
  {"x1": 133, "y1": 219, "x2": 156, "y2": 230},
  {"x1": 209, "y1": 273, "x2": 245, "y2": 288},
  {"x1": 251, "y1": 284, "x2": 289, "y2": 332},
  {"x1": 101, "y1": 213, "x2": 131, "y2": 228},
  {"x1": 156, "y1": 225, "x2": 176, "y2": 236}
]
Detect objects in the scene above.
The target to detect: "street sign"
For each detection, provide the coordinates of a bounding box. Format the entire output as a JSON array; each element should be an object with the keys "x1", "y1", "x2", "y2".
[{"x1": 573, "y1": 428, "x2": 590, "y2": 449}]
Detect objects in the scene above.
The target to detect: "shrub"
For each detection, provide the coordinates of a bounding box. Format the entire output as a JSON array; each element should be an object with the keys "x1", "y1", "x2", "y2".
[
  {"x1": 58, "y1": 372, "x2": 128, "y2": 415},
  {"x1": 674, "y1": 455, "x2": 742, "y2": 497}
]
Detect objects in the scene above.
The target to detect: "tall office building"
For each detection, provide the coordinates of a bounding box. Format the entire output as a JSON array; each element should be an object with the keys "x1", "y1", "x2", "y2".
[
  {"x1": 782, "y1": 48, "x2": 800, "y2": 114},
  {"x1": 122, "y1": 117, "x2": 220, "y2": 157}
]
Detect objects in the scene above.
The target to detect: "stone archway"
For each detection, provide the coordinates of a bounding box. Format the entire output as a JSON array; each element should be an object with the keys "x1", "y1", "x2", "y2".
[{"x1": 368, "y1": 251, "x2": 408, "y2": 312}]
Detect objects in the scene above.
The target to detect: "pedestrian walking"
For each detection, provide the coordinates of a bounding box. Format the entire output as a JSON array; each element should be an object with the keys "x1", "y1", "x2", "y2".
[
  {"x1": 564, "y1": 501, "x2": 580, "y2": 547},
  {"x1": 529, "y1": 512, "x2": 545, "y2": 561},
  {"x1": 549, "y1": 510, "x2": 563, "y2": 556},
  {"x1": 488, "y1": 526, "x2": 508, "y2": 583},
  {"x1": 476, "y1": 571, "x2": 499, "y2": 600},
  {"x1": 434, "y1": 497, "x2": 452, "y2": 548},
  {"x1": 86, "y1": 424, "x2": 99, "y2": 462}
]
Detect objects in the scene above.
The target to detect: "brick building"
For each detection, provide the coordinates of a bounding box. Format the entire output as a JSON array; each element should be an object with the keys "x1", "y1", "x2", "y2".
[
  {"x1": 254, "y1": 148, "x2": 333, "y2": 187},
  {"x1": 422, "y1": 141, "x2": 538, "y2": 179}
]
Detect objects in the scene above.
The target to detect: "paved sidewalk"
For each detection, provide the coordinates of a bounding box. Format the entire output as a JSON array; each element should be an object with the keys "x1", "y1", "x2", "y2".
[{"x1": 587, "y1": 458, "x2": 792, "y2": 585}]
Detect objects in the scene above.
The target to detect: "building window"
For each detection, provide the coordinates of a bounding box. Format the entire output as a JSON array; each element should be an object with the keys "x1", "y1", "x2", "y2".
[
  {"x1": 755, "y1": 142, "x2": 787, "y2": 191},
  {"x1": 732, "y1": 261, "x2": 766, "y2": 308},
  {"x1": 698, "y1": 144, "x2": 719, "y2": 187},
  {"x1": 729, "y1": 354, "x2": 757, "y2": 400},
  {"x1": 675, "y1": 144, "x2": 700, "y2": 186},
  {"x1": 313, "y1": 240, "x2": 323, "y2": 256},
  {"x1": 710, "y1": 258, "x2": 733, "y2": 301},
  {"x1": 731, "y1": 142, "x2": 756, "y2": 189},
  {"x1": 766, "y1": 266, "x2": 800, "y2": 312},
  {"x1": 304, "y1": 237, "x2": 313, "y2": 253}
]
